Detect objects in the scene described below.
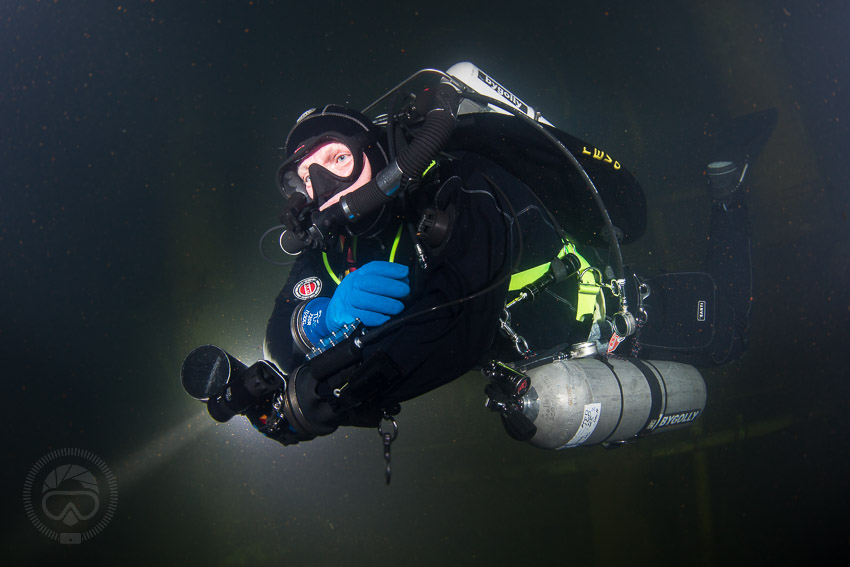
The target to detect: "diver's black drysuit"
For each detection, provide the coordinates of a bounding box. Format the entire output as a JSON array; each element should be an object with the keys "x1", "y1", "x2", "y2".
[
  {"x1": 264, "y1": 131, "x2": 758, "y2": 435},
  {"x1": 265, "y1": 151, "x2": 582, "y2": 409}
]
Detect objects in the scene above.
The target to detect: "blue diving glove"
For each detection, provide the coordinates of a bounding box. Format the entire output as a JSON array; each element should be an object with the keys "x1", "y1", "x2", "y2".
[
  {"x1": 328, "y1": 261, "x2": 410, "y2": 330},
  {"x1": 302, "y1": 261, "x2": 410, "y2": 343}
]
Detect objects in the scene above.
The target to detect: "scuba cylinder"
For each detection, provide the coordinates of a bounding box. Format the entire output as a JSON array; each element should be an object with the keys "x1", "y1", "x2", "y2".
[{"x1": 485, "y1": 356, "x2": 706, "y2": 450}]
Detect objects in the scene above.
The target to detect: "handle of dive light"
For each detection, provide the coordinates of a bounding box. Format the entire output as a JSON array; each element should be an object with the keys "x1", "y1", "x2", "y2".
[{"x1": 520, "y1": 254, "x2": 581, "y2": 300}]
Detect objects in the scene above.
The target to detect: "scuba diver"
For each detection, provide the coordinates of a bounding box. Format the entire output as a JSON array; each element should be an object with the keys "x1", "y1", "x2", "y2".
[{"x1": 181, "y1": 63, "x2": 777, "y2": 476}]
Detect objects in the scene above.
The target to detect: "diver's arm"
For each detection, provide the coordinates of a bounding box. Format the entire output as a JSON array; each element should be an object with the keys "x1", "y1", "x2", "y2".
[
  {"x1": 255, "y1": 174, "x2": 512, "y2": 443},
  {"x1": 253, "y1": 162, "x2": 517, "y2": 444},
  {"x1": 264, "y1": 254, "x2": 336, "y2": 374}
]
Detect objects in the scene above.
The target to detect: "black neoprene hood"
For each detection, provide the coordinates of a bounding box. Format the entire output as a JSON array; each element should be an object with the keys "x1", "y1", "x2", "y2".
[{"x1": 282, "y1": 105, "x2": 389, "y2": 172}]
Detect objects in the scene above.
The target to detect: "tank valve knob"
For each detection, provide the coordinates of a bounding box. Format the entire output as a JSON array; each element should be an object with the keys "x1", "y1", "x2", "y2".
[{"x1": 483, "y1": 361, "x2": 530, "y2": 399}]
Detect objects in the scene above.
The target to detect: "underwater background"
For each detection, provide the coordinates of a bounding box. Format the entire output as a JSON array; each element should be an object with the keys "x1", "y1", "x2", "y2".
[{"x1": 2, "y1": 1, "x2": 848, "y2": 565}]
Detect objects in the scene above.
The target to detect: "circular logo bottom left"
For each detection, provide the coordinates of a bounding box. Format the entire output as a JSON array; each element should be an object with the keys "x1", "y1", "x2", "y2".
[{"x1": 23, "y1": 448, "x2": 118, "y2": 544}]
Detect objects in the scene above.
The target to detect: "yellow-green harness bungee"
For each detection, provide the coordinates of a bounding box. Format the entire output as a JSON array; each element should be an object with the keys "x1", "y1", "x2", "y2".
[
  {"x1": 507, "y1": 238, "x2": 604, "y2": 323},
  {"x1": 322, "y1": 224, "x2": 405, "y2": 285}
]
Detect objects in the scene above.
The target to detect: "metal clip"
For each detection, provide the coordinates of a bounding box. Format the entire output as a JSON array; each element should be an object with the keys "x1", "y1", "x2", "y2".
[
  {"x1": 499, "y1": 309, "x2": 531, "y2": 357},
  {"x1": 578, "y1": 266, "x2": 604, "y2": 287},
  {"x1": 378, "y1": 412, "x2": 398, "y2": 485},
  {"x1": 264, "y1": 391, "x2": 287, "y2": 434}
]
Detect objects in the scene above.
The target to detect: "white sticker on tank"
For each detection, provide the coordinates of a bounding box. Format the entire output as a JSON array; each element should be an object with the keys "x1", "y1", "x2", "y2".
[{"x1": 559, "y1": 402, "x2": 602, "y2": 449}]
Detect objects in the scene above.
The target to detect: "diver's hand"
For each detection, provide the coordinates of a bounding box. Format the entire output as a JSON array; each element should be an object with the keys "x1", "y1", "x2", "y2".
[{"x1": 326, "y1": 261, "x2": 409, "y2": 331}]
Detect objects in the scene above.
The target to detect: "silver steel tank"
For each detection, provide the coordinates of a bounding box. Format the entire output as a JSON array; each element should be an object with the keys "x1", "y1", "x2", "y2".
[{"x1": 519, "y1": 357, "x2": 706, "y2": 450}]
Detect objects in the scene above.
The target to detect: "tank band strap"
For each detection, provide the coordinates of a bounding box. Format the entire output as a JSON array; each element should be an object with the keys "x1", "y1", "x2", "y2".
[{"x1": 629, "y1": 358, "x2": 665, "y2": 436}]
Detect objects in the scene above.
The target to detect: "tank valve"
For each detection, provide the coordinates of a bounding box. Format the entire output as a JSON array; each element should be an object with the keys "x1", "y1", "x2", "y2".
[
  {"x1": 483, "y1": 361, "x2": 530, "y2": 398},
  {"x1": 482, "y1": 361, "x2": 537, "y2": 442}
]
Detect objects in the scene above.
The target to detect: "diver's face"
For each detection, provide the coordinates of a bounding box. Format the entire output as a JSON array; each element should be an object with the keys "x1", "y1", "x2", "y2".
[{"x1": 296, "y1": 141, "x2": 373, "y2": 210}]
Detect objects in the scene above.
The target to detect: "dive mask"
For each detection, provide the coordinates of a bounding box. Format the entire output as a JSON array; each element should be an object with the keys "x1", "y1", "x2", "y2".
[{"x1": 277, "y1": 131, "x2": 368, "y2": 209}]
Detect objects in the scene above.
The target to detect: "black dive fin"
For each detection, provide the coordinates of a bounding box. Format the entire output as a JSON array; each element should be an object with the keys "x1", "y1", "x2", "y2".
[{"x1": 709, "y1": 108, "x2": 778, "y2": 167}]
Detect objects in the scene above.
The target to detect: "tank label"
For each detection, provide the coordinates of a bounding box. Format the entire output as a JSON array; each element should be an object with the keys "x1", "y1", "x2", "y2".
[
  {"x1": 558, "y1": 402, "x2": 601, "y2": 449},
  {"x1": 651, "y1": 409, "x2": 701, "y2": 430},
  {"x1": 476, "y1": 69, "x2": 529, "y2": 115}
]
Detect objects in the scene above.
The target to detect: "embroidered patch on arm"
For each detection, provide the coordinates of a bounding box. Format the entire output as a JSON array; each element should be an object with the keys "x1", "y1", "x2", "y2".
[{"x1": 293, "y1": 277, "x2": 322, "y2": 300}]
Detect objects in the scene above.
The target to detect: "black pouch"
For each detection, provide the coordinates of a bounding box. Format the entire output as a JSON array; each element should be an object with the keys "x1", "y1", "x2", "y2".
[{"x1": 638, "y1": 272, "x2": 717, "y2": 351}]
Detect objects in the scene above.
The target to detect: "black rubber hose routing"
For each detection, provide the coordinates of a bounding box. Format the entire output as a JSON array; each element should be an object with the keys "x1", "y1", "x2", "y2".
[
  {"x1": 343, "y1": 84, "x2": 459, "y2": 219},
  {"x1": 396, "y1": 86, "x2": 458, "y2": 176},
  {"x1": 344, "y1": 176, "x2": 393, "y2": 218}
]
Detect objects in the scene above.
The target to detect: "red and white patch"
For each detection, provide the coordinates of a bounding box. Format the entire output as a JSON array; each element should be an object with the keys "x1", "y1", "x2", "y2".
[
  {"x1": 293, "y1": 277, "x2": 322, "y2": 300},
  {"x1": 607, "y1": 332, "x2": 625, "y2": 354}
]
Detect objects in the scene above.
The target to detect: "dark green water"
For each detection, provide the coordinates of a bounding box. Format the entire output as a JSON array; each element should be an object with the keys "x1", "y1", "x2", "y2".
[{"x1": 2, "y1": 1, "x2": 848, "y2": 565}]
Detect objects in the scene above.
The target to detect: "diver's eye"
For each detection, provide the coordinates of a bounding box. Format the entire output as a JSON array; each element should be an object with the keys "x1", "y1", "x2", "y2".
[
  {"x1": 303, "y1": 175, "x2": 311, "y2": 185},
  {"x1": 336, "y1": 153, "x2": 349, "y2": 164}
]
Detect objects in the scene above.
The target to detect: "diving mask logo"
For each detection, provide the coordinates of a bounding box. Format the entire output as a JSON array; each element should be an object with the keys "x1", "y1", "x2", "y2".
[{"x1": 23, "y1": 448, "x2": 118, "y2": 544}]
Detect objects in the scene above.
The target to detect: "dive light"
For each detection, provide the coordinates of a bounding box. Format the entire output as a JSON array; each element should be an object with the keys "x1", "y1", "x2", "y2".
[{"x1": 181, "y1": 345, "x2": 286, "y2": 423}]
